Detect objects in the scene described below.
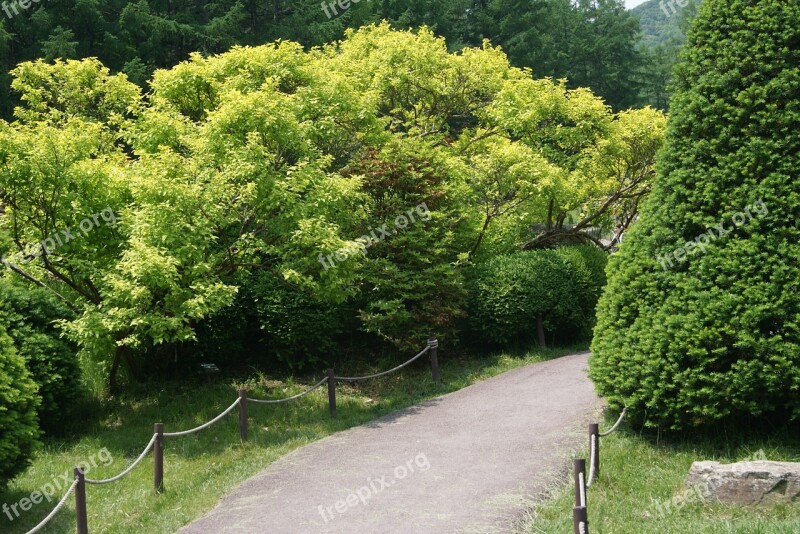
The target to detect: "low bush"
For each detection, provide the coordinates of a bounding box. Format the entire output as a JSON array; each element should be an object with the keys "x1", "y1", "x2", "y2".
[
  {"x1": 551, "y1": 245, "x2": 609, "y2": 337},
  {"x1": 468, "y1": 245, "x2": 607, "y2": 347}
]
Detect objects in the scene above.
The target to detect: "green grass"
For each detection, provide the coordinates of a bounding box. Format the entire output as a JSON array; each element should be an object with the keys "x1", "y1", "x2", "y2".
[
  {"x1": 1, "y1": 344, "x2": 583, "y2": 533},
  {"x1": 524, "y1": 414, "x2": 800, "y2": 534}
]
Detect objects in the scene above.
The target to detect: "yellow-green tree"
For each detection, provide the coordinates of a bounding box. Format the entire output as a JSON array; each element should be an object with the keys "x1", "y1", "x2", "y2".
[{"x1": 0, "y1": 25, "x2": 665, "y2": 387}]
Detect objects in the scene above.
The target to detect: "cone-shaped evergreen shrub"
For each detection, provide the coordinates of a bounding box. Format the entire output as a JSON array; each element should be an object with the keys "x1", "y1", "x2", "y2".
[
  {"x1": 0, "y1": 327, "x2": 40, "y2": 486},
  {"x1": 0, "y1": 280, "x2": 81, "y2": 434},
  {"x1": 590, "y1": 0, "x2": 800, "y2": 429}
]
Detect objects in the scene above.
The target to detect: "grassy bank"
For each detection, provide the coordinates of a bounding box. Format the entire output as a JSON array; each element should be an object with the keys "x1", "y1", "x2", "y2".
[
  {"x1": 1, "y1": 344, "x2": 583, "y2": 533},
  {"x1": 524, "y1": 415, "x2": 800, "y2": 533}
]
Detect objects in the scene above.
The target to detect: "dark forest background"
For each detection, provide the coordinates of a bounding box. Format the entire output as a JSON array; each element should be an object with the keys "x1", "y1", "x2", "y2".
[{"x1": 1, "y1": 0, "x2": 699, "y2": 118}]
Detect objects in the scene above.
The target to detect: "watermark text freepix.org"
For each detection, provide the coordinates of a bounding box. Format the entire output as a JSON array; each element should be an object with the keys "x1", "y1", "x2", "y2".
[
  {"x1": 657, "y1": 199, "x2": 768, "y2": 270},
  {"x1": 2, "y1": 207, "x2": 117, "y2": 271},
  {"x1": 648, "y1": 449, "x2": 766, "y2": 518},
  {"x1": 2, "y1": 447, "x2": 114, "y2": 522},
  {"x1": 320, "y1": 0, "x2": 369, "y2": 19},
  {"x1": 317, "y1": 452, "x2": 430, "y2": 523},
  {"x1": 2, "y1": 0, "x2": 45, "y2": 20},
  {"x1": 318, "y1": 202, "x2": 431, "y2": 271},
  {"x1": 659, "y1": 0, "x2": 691, "y2": 18}
]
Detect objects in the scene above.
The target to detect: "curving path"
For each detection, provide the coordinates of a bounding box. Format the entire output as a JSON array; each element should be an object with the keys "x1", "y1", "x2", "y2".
[{"x1": 179, "y1": 352, "x2": 602, "y2": 534}]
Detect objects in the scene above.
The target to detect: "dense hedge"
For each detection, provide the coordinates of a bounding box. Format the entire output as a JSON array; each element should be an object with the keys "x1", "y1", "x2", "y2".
[
  {"x1": 552, "y1": 245, "x2": 608, "y2": 336},
  {"x1": 590, "y1": 0, "x2": 800, "y2": 429},
  {"x1": 192, "y1": 271, "x2": 348, "y2": 371},
  {"x1": 0, "y1": 281, "x2": 81, "y2": 434},
  {"x1": 247, "y1": 272, "x2": 348, "y2": 370},
  {"x1": 469, "y1": 245, "x2": 608, "y2": 347},
  {"x1": 0, "y1": 326, "x2": 40, "y2": 486}
]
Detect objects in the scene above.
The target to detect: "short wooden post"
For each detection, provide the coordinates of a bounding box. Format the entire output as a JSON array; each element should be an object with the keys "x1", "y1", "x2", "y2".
[
  {"x1": 574, "y1": 458, "x2": 587, "y2": 508},
  {"x1": 154, "y1": 423, "x2": 164, "y2": 493},
  {"x1": 74, "y1": 467, "x2": 88, "y2": 534},
  {"x1": 589, "y1": 423, "x2": 600, "y2": 478},
  {"x1": 573, "y1": 505, "x2": 588, "y2": 534},
  {"x1": 238, "y1": 389, "x2": 248, "y2": 442},
  {"x1": 327, "y1": 368, "x2": 337, "y2": 418},
  {"x1": 428, "y1": 338, "x2": 440, "y2": 383}
]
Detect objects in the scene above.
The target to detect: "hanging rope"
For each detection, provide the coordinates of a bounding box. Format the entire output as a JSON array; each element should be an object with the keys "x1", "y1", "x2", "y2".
[
  {"x1": 24, "y1": 478, "x2": 79, "y2": 534},
  {"x1": 85, "y1": 434, "x2": 158, "y2": 485},
  {"x1": 335, "y1": 346, "x2": 431, "y2": 382},
  {"x1": 587, "y1": 433, "x2": 597, "y2": 488},
  {"x1": 599, "y1": 407, "x2": 627, "y2": 437},
  {"x1": 163, "y1": 398, "x2": 241, "y2": 437},
  {"x1": 249, "y1": 376, "x2": 329, "y2": 404}
]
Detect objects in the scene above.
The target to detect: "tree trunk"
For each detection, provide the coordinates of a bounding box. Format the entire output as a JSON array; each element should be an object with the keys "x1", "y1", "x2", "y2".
[
  {"x1": 123, "y1": 349, "x2": 137, "y2": 382},
  {"x1": 108, "y1": 345, "x2": 124, "y2": 395},
  {"x1": 469, "y1": 212, "x2": 493, "y2": 257},
  {"x1": 537, "y1": 313, "x2": 546, "y2": 348},
  {"x1": 107, "y1": 339, "x2": 134, "y2": 395}
]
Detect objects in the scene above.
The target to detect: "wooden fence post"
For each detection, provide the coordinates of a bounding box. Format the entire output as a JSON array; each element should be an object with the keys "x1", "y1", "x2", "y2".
[
  {"x1": 154, "y1": 423, "x2": 164, "y2": 493},
  {"x1": 327, "y1": 368, "x2": 337, "y2": 418},
  {"x1": 573, "y1": 505, "x2": 588, "y2": 534},
  {"x1": 574, "y1": 458, "x2": 587, "y2": 508},
  {"x1": 589, "y1": 423, "x2": 600, "y2": 478},
  {"x1": 238, "y1": 389, "x2": 248, "y2": 442},
  {"x1": 428, "y1": 338, "x2": 440, "y2": 383},
  {"x1": 74, "y1": 467, "x2": 88, "y2": 534}
]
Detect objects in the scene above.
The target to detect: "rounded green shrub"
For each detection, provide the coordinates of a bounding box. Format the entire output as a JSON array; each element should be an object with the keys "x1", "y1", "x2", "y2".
[
  {"x1": 590, "y1": 0, "x2": 800, "y2": 429},
  {"x1": 247, "y1": 271, "x2": 347, "y2": 370},
  {"x1": 552, "y1": 245, "x2": 608, "y2": 335},
  {"x1": 192, "y1": 271, "x2": 347, "y2": 371},
  {"x1": 0, "y1": 327, "x2": 40, "y2": 486},
  {"x1": 0, "y1": 281, "x2": 81, "y2": 435},
  {"x1": 469, "y1": 245, "x2": 607, "y2": 347}
]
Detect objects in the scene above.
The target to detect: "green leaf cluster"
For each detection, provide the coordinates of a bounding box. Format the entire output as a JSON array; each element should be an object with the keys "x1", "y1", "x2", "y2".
[{"x1": 1, "y1": 0, "x2": 653, "y2": 118}]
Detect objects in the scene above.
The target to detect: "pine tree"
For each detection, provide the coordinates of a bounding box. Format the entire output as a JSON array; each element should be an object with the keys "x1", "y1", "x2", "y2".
[{"x1": 590, "y1": 0, "x2": 800, "y2": 429}]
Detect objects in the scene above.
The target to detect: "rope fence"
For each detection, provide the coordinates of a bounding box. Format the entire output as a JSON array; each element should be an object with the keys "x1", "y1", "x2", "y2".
[
  {"x1": 599, "y1": 407, "x2": 627, "y2": 437},
  {"x1": 571, "y1": 407, "x2": 626, "y2": 534},
  {"x1": 248, "y1": 376, "x2": 329, "y2": 404},
  {"x1": 24, "y1": 477, "x2": 79, "y2": 534},
  {"x1": 334, "y1": 345, "x2": 430, "y2": 382},
  {"x1": 163, "y1": 398, "x2": 241, "y2": 438},
  {"x1": 85, "y1": 434, "x2": 158, "y2": 485},
  {"x1": 23, "y1": 338, "x2": 440, "y2": 534},
  {"x1": 587, "y1": 433, "x2": 597, "y2": 488}
]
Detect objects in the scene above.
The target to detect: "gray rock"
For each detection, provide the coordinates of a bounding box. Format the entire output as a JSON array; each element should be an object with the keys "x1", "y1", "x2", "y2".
[{"x1": 685, "y1": 460, "x2": 800, "y2": 505}]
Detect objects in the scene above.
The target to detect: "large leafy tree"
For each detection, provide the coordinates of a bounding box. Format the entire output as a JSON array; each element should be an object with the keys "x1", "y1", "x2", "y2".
[
  {"x1": 485, "y1": 79, "x2": 666, "y2": 251},
  {"x1": 0, "y1": 54, "x2": 364, "y2": 390},
  {"x1": 590, "y1": 0, "x2": 800, "y2": 429},
  {"x1": 0, "y1": 25, "x2": 665, "y2": 388}
]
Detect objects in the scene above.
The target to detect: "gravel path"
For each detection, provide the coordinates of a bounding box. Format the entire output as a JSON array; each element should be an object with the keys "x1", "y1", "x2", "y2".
[{"x1": 179, "y1": 352, "x2": 602, "y2": 533}]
